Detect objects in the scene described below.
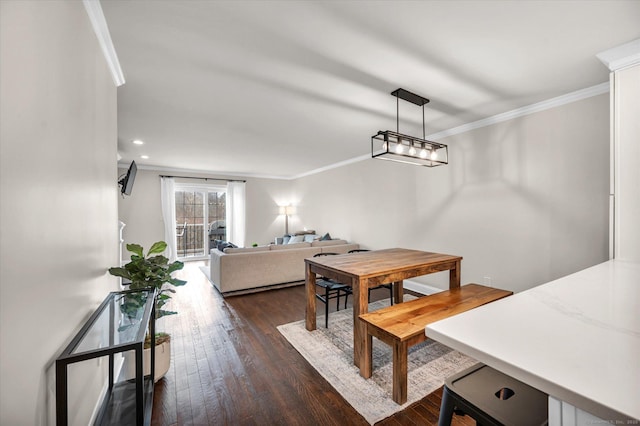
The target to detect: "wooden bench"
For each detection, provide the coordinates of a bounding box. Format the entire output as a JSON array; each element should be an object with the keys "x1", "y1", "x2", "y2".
[{"x1": 358, "y1": 283, "x2": 513, "y2": 404}]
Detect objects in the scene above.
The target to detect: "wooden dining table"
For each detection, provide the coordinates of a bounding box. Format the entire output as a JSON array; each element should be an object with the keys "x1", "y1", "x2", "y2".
[{"x1": 304, "y1": 248, "x2": 462, "y2": 369}]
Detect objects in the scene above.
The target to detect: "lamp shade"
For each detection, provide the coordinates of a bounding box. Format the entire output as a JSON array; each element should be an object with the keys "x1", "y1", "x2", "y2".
[{"x1": 279, "y1": 205, "x2": 296, "y2": 215}]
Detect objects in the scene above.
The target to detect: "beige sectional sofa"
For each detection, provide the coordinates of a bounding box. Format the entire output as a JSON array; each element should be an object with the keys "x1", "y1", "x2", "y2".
[{"x1": 209, "y1": 239, "x2": 359, "y2": 296}]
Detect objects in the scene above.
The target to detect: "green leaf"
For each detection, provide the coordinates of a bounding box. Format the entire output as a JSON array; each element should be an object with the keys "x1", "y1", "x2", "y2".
[
  {"x1": 126, "y1": 244, "x2": 144, "y2": 258},
  {"x1": 108, "y1": 267, "x2": 130, "y2": 279},
  {"x1": 147, "y1": 241, "x2": 167, "y2": 255},
  {"x1": 169, "y1": 278, "x2": 187, "y2": 287},
  {"x1": 148, "y1": 255, "x2": 169, "y2": 265},
  {"x1": 117, "y1": 323, "x2": 136, "y2": 332},
  {"x1": 166, "y1": 261, "x2": 184, "y2": 273},
  {"x1": 157, "y1": 309, "x2": 177, "y2": 319}
]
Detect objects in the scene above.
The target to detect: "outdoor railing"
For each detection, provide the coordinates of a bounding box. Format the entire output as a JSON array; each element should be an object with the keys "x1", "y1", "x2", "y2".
[
  {"x1": 176, "y1": 222, "x2": 226, "y2": 258},
  {"x1": 176, "y1": 223, "x2": 205, "y2": 258}
]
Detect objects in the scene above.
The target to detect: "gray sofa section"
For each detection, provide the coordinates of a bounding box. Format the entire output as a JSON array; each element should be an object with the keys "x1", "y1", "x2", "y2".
[{"x1": 209, "y1": 240, "x2": 359, "y2": 296}]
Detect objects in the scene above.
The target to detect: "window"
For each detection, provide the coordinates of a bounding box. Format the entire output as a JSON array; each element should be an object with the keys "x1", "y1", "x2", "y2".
[{"x1": 174, "y1": 184, "x2": 226, "y2": 259}]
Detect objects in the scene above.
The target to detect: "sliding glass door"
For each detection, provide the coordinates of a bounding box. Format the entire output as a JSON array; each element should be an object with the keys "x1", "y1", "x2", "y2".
[{"x1": 174, "y1": 185, "x2": 226, "y2": 259}]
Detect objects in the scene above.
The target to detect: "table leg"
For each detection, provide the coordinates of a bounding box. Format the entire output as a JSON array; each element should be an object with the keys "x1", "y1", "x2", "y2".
[
  {"x1": 353, "y1": 277, "x2": 368, "y2": 369},
  {"x1": 305, "y1": 263, "x2": 317, "y2": 331},
  {"x1": 449, "y1": 259, "x2": 461, "y2": 289},
  {"x1": 393, "y1": 280, "x2": 404, "y2": 304}
]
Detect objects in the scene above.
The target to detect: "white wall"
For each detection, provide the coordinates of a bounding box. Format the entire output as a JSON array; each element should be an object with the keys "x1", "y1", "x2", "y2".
[
  {"x1": 117, "y1": 169, "x2": 166, "y2": 253},
  {"x1": 118, "y1": 169, "x2": 293, "y2": 256},
  {"x1": 0, "y1": 2, "x2": 119, "y2": 425},
  {"x1": 293, "y1": 94, "x2": 610, "y2": 293}
]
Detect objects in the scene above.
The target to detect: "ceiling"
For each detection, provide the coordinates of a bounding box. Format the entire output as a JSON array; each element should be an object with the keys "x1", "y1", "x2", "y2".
[{"x1": 102, "y1": 0, "x2": 640, "y2": 179}]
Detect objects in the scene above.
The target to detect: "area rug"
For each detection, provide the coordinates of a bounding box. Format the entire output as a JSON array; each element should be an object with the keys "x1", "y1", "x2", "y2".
[{"x1": 277, "y1": 297, "x2": 477, "y2": 425}]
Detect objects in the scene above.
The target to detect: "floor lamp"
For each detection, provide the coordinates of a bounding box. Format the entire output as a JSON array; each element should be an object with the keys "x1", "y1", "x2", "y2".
[{"x1": 279, "y1": 205, "x2": 295, "y2": 235}]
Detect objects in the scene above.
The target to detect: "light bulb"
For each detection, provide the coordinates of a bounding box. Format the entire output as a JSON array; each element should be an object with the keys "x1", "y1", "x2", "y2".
[
  {"x1": 382, "y1": 141, "x2": 388, "y2": 150},
  {"x1": 395, "y1": 143, "x2": 404, "y2": 154},
  {"x1": 430, "y1": 150, "x2": 438, "y2": 160},
  {"x1": 408, "y1": 146, "x2": 416, "y2": 156},
  {"x1": 419, "y1": 149, "x2": 428, "y2": 158}
]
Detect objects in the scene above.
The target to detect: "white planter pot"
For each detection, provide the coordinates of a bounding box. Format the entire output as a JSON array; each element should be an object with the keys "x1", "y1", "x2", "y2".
[
  {"x1": 148, "y1": 340, "x2": 171, "y2": 382},
  {"x1": 122, "y1": 340, "x2": 171, "y2": 383}
]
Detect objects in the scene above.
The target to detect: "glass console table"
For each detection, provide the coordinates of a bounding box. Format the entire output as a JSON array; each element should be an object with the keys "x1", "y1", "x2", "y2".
[{"x1": 56, "y1": 288, "x2": 157, "y2": 426}]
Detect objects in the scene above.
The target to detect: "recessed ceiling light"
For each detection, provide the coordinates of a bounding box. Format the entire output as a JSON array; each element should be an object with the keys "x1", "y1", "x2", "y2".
[
  {"x1": 140, "y1": 155, "x2": 149, "y2": 159},
  {"x1": 132, "y1": 139, "x2": 144, "y2": 145}
]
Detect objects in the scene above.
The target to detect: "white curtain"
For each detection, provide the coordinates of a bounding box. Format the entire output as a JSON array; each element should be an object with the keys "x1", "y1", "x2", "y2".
[
  {"x1": 160, "y1": 177, "x2": 178, "y2": 261},
  {"x1": 226, "y1": 181, "x2": 246, "y2": 248}
]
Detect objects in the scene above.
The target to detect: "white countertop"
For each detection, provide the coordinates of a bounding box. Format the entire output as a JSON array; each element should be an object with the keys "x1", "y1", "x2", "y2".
[{"x1": 426, "y1": 259, "x2": 640, "y2": 421}]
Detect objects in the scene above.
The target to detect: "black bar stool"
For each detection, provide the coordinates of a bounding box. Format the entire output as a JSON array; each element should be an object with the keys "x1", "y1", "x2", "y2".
[{"x1": 439, "y1": 363, "x2": 548, "y2": 426}]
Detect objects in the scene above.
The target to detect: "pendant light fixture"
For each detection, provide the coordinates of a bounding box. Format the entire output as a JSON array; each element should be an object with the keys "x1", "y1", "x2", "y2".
[{"x1": 371, "y1": 88, "x2": 448, "y2": 167}]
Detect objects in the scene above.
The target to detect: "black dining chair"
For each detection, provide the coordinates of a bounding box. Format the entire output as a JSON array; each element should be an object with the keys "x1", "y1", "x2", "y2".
[
  {"x1": 312, "y1": 253, "x2": 353, "y2": 328},
  {"x1": 348, "y1": 249, "x2": 394, "y2": 305}
]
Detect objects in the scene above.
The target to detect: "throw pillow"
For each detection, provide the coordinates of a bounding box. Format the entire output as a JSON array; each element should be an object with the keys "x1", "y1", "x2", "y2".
[
  {"x1": 303, "y1": 234, "x2": 318, "y2": 243},
  {"x1": 320, "y1": 232, "x2": 332, "y2": 241},
  {"x1": 282, "y1": 235, "x2": 291, "y2": 244},
  {"x1": 288, "y1": 235, "x2": 304, "y2": 244},
  {"x1": 217, "y1": 241, "x2": 238, "y2": 251}
]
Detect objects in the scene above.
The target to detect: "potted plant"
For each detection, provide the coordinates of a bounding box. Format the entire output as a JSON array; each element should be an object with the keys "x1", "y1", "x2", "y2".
[{"x1": 109, "y1": 241, "x2": 186, "y2": 381}]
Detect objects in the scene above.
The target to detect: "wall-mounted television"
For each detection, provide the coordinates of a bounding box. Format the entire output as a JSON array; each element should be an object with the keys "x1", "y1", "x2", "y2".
[{"x1": 118, "y1": 161, "x2": 137, "y2": 196}]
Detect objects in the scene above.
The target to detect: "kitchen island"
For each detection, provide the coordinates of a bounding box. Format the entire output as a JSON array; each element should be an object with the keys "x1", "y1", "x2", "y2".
[{"x1": 426, "y1": 260, "x2": 639, "y2": 424}]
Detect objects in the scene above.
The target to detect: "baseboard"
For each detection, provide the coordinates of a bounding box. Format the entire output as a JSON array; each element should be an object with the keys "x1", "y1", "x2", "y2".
[
  {"x1": 219, "y1": 279, "x2": 441, "y2": 297},
  {"x1": 403, "y1": 279, "x2": 443, "y2": 295}
]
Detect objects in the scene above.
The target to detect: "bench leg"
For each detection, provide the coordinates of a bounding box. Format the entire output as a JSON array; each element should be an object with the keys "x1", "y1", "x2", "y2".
[
  {"x1": 360, "y1": 324, "x2": 373, "y2": 379},
  {"x1": 392, "y1": 340, "x2": 408, "y2": 404}
]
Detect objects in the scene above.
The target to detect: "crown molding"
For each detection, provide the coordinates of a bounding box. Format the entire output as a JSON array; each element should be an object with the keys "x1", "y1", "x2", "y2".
[
  {"x1": 83, "y1": 0, "x2": 125, "y2": 87},
  {"x1": 291, "y1": 153, "x2": 371, "y2": 180},
  {"x1": 426, "y1": 82, "x2": 609, "y2": 141},
  {"x1": 597, "y1": 39, "x2": 640, "y2": 71},
  {"x1": 118, "y1": 162, "x2": 292, "y2": 180}
]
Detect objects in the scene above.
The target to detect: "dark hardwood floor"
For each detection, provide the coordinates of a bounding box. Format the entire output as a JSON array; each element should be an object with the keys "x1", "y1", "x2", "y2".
[{"x1": 151, "y1": 261, "x2": 474, "y2": 425}]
